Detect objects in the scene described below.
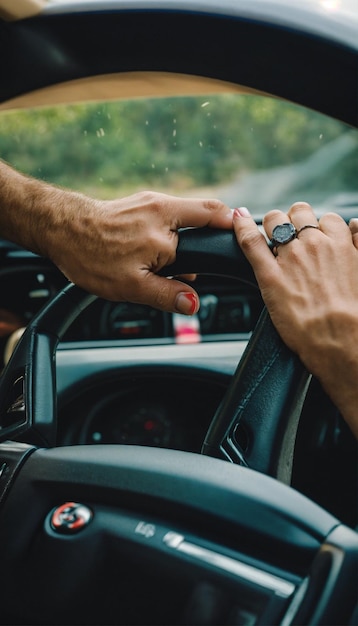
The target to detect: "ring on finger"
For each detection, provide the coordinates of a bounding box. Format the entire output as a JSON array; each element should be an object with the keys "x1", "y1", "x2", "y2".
[
  {"x1": 296, "y1": 224, "x2": 319, "y2": 236},
  {"x1": 268, "y1": 223, "x2": 296, "y2": 254}
]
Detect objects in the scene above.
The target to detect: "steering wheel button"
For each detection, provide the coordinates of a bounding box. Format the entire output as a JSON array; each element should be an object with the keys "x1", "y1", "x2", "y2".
[{"x1": 50, "y1": 502, "x2": 93, "y2": 534}]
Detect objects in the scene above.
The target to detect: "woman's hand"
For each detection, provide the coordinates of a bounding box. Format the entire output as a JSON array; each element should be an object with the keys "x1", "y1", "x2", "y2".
[{"x1": 233, "y1": 201, "x2": 358, "y2": 439}]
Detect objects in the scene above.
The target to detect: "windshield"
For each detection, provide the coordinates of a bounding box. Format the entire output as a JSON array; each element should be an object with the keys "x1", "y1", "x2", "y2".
[{"x1": 1, "y1": 93, "x2": 357, "y2": 218}]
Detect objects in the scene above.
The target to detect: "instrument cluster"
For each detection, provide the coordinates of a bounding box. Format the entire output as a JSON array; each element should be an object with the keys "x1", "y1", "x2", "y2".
[
  {"x1": 0, "y1": 250, "x2": 263, "y2": 368},
  {"x1": 57, "y1": 373, "x2": 230, "y2": 453}
]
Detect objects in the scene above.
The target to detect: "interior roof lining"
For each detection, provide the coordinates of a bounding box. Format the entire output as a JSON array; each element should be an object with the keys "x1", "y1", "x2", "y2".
[
  {"x1": 0, "y1": 0, "x2": 46, "y2": 21},
  {"x1": 0, "y1": 71, "x2": 268, "y2": 112}
]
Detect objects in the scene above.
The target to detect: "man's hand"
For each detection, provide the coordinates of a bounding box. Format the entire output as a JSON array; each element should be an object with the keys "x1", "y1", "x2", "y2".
[
  {"x1": 46, "y1": 191, "x2": 233, "y2": 314},
  {"x1": 0, "y1": 161, "x2": 232, "y2": 315}
]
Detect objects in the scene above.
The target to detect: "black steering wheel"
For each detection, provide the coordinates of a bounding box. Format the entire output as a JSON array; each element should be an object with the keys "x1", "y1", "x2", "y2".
[
  {"x1": 0, "y1": 229, "x2": 357, "y2": 626},
  {"x1": 0, "y1": 228, "x2": 310, "y2": 482}
]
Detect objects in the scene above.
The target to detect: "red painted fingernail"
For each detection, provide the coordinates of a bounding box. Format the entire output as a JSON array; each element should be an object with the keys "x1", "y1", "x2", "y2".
[
  {"x1": 233, "y1": 207, "x2": 250, "y2": 218},
  {"x1": 175, "y1": 292, "x2": 198, "y2": 315}
]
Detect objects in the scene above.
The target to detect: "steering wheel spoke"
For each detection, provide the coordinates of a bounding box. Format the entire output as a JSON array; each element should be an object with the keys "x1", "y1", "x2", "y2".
[
  {"x1": 202, "y1": 308, "x2": 311, "y2": 483},
  {"x1": 0, "y1": 285, "x2": 95, "y2": 446}
]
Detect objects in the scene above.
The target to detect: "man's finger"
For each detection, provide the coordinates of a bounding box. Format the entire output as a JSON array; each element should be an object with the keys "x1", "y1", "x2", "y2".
[
  {"x1": 134, "y1": 272, "x2": 200, "y2": 315},
  {"x1": 170, "y1": 196, "x2": 233, "y2": 230},
  {"x1": 175, "y1": 273, "x2": 197, "y2": 282}
]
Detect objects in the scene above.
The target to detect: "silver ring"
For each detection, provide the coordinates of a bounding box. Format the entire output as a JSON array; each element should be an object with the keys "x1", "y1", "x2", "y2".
[
  {"x1": 296, "y1": 224, "x2": 319, "y2": 236},
  {"x1": 269, "y1": 223, "x2": 297, "y2": 252}
]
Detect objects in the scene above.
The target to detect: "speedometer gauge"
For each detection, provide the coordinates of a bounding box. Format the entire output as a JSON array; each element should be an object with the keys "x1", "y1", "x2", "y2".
[
  {"x1": 95, "y1": 408, "x2": 172, "y2": 447},
  {"x1": 79, "y1": 392, "x2": 175, "y2": 448}
]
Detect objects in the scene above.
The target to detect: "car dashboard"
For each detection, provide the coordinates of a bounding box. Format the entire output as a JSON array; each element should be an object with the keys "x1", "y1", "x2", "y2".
[
  {"x1": 0, "y1": 238, "x2": 357, "y2": 533},
  {"x1": 0, "y1": 238, "x2": 261, "y2": 448},
  {"x1": 0, "y1": 240, "x2": 262, "y2": 348}
]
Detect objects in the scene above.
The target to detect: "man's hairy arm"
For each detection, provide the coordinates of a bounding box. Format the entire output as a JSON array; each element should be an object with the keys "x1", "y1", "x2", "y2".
[
  {"x1": 0, "y1": 160, "x2": 233, "y2": 313},
  {"x1": 0, "y1": 159, "x2": 97, "y2": 255}
]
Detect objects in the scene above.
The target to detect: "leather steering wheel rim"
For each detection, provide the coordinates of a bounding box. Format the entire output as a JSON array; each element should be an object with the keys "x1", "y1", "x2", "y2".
[{"x1": 0, "y1": 228, "x2": 310, "y2": 482}]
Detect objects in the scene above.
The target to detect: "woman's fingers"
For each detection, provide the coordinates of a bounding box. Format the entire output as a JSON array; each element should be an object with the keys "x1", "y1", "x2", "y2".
[
  {"x1": 263, "y1": 202, "x2": 320, "y2": 252},
  {"x1": 263, "y1": 209, "x2": 293, "y2": 239},
  {"x1": 232, "y1": 207, "x2": 277, "y2": 283},
  {"x1": 349, "y1": 218, "x2": 358, "y2": 249},
  {"x1": 287, "y1": 202, "x2": 319, "y2": 231}
]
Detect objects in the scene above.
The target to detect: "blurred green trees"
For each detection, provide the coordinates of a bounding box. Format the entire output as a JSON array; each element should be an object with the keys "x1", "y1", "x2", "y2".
[{"x1": 0, "y1": 93, "x2": 356, "y2": 199}]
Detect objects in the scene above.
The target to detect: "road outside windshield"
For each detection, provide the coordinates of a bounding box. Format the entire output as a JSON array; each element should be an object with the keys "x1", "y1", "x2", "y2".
[{"x1": 1, "y1": 93, "x2": 357, "y2": 217}]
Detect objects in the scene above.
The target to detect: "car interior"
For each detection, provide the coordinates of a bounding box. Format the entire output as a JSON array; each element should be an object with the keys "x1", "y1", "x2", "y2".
[{"x1": 0, "y1": 1, "x2": 357, "y2": 625}]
